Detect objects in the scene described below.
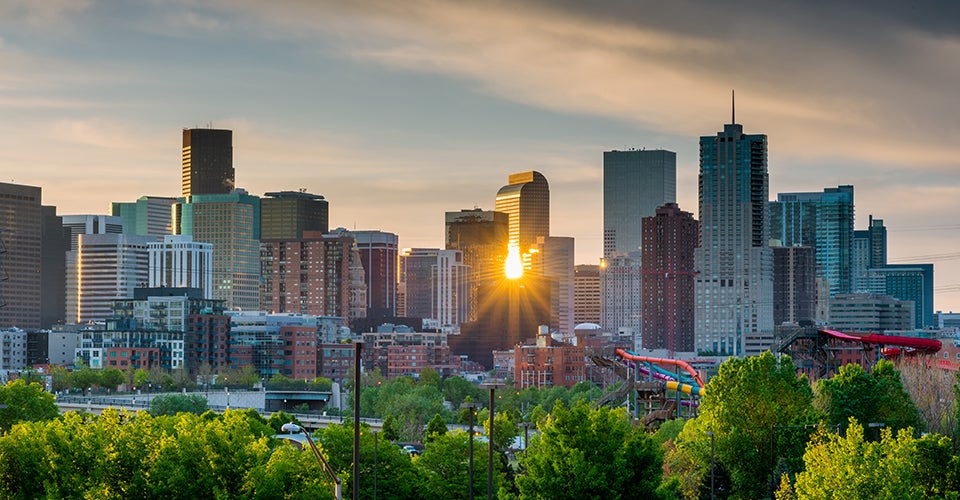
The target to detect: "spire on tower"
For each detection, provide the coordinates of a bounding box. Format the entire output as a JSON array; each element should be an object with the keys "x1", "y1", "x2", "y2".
[{"x1": 731, "y1": 89, "x2": 736, "y2": 124}]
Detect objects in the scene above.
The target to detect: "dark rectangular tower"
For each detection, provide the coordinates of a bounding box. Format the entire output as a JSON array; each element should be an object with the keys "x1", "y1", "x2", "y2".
[{"x1": 181, "y1": 128, "x2": 234, "y2": 197}]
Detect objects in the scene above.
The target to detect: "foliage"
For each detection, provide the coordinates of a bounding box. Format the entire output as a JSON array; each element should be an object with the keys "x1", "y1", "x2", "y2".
[
  {"x1": 359, "y1": 376, "x2": 449, "y2": 442},
  {"x1": 0, "y1": 409, "x2": 283, "y2": 500},
  {"x1": 72, "y1": 366, "x2": 100, "y2": 393},
  {"x1": 515, "y1": 401, "x2": 666, "y2": 500},
  {"x1": 673, "y1": 352, "x2": 820, "y2": 499},
  {"x1": 443, "y1": 376, "x2": 483, "y2": 410},
  {"x1": 897, "y1": 360, "x2": 955, "y2": 438},
  {"x1": 50, "y1": 365, "x2": 72, "y2": 392},
  {"x1": 149, "y1": 394, "x2": 209, "y2": 417},
  {"x1": 319, "y1": 422, "x2": 422, "y2": 499},
  {"x1": 794, "y1": 419, "x2": 960, "y2": 499},
  {"x1": 266, "y1": 374, "x2": 333, "y2": 392},
  {"x1": 425, "y1": 414, "x2": 448, "y2": 442},
  {"x1": 417, "y1": 431, "x2": 489, "y2": 499},
  {"x1": 0, "y1": 379, "x2": 58, "y2": 432},
  {"x1": 100, "y1": 368, "x2": 126, "y2": 391},
  {"x1": 814, "y1": 361, "x2": 923, "y2": 435},
  {"x1": 267, "y1": 411, "x2": 304, "y2": 435}
]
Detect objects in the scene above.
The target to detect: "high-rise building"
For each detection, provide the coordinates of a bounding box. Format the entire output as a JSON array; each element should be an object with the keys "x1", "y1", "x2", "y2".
[
  {"x1": 600, "y1": 254, "x2": 641, "y2": 339},
  {"x1": 445, "y1": 208, "x2": 509, "y2": 322},
  {"x1": 0, "y1": 182, "x2": 42, "y2": 329},
  {"x1": 148, "y1": 235, "x2": 213, "y2": 298},
  {"x1": 603, "y1": 149, "x2": 677, "y2": 258},
  {"x1": 640, "y1": 203, "x2": 698, "y2": 354},
  {"x1": 66, "y1": 233, "x2": 153, "y2": 324},
  {"x1": 852, "y1": 215, "x2": 887, "y2": 292},
  {"x1": 829, "y1": 294, "x2": 914, "y2": 332},
  {"x1": 40, "y1": 206, "x2": 68, "y2": 328},
  {"x1": 495, "y1": 171, "x2": 549, "y2": 260},
  {"x1": 352, "y1": 230, "x2": 399, "y2": 319},
  {"x1": 61, "y1": 214, "x2": 123, "y2": 251},
  {"x1": 531, "y1": 236, "x2": 575, "y2": 337},
  {"x1": 260, "y1": 191, "x2": 329, "y2": 240},
  {"x1": 260, "y1": 231, "x2": 355, "y2": 318},
  {"x1": 174, "y1": 190, "x2": 261, "y2": 311},
  {"x1": 695, "y1": 108, "x2": 773, "y2": 356},
  {"x1": 864, "y1": 263, "x2": 934, "y2": 329},
  {"x1": 772, "y1": 246, "x2": 817, "y2": 326},
  {"x1": 181, "y1": 128, "x2": 234, "y2": 197},
  {"x1": 573, "y1": 265, "x2": 601, "y2": 326},
  {"x1": 769, "y1": 185, "x2": 854, "y2": 295},
  {"x1": 111, "y1": 196, "x2": 178, "y2": 237}
]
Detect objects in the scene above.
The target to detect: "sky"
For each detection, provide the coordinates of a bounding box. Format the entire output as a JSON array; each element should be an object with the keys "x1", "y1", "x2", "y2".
[{"x1": 3, "y1": 1, "x2": 960, "y2": 311}]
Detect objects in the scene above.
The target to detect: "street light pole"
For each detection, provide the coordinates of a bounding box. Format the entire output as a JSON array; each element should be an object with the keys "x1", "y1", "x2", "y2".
[
  {"x1": 373, "y1": 431, "x2": 378, "y2": 500},
  {"x1": 353, "y1": 341, "x2": 362, "y2": 500},
  {"x1": 461, "y1": 402, "x2": 482, "y2": 500},
  {"x1": 481, "y1": 382, "x2": 504, "y2": 500},
  {"x1": 705, "y1": 432, "x2": 715, "y2": 500},
  {"x1": 281, "y1": 422, "x2": 342, "y2": 500}
]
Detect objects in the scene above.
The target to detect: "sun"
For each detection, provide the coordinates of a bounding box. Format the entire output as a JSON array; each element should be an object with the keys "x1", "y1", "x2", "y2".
[{"x1": 505, "y1": 246, "x2": 524, "y2": 279}]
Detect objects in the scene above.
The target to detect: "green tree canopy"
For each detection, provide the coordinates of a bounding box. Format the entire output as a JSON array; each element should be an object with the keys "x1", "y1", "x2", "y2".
[
  {"x1": 417, "y1": 431, "x2": 489, "y2": 499},
  {"x1": 425, "y1": 414, "x2": 448, "y2": 443},
  {"x1": 149, "y1": 394, "x2": 209, "y2": 417},
  {"x1": 794, "y1": 419, "x2": 960, "y2": 499},
  {"x1": 675, "y1": 352, "x2": 821, "y2": 499},
  {"x1": 814, "y1": 360, "x2": 923, "y2": 435},
  {"x1": 0, "y1": 379, "x2": 58, "y2": 432},
  {"x1": 515, "y1": 401, "x2": 667, "y2": 500}
]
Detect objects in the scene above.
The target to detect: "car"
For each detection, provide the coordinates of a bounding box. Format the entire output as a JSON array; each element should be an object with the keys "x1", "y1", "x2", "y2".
[{"x1": 402, "y1": 445, "x2": 420, "y2": 456}]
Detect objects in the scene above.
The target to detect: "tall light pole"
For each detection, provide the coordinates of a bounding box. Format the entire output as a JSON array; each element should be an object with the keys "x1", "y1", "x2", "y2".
[
  {"x1": 281, "y1": 422, "x2": 342, "y2": 500},
  {"x1": 481, "y1": 382, "x2": 504, "y2": 500},
  {"x1": 705, "y1": 431, "x2": 715, "y2": 500},
  {"x1": 518, "y1": 422, "x2": 534, "y2": 450},
  {"x1": 461, "y1": 402, "x2": 482, "y2": 500},
  {"x1": 373, "y1": 431, "x2": 378, "y2": 500},
  {"x1": 353, "y1": 341, "x2": 363, "y2": 500}
]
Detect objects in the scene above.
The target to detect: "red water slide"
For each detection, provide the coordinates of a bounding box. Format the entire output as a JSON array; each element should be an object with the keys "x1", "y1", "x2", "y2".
[
  {"x1": 819, "y1": 329, "x2": 942, "y2": 354},
  {"x1": 614, "y1": 349, "x2": 706, "y2": 389}
]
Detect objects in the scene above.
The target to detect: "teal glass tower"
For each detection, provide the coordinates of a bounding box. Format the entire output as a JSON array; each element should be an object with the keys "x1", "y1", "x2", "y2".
[
  {"x1": 769, "y1": 185, "x2": 855, "y2": 296},
  {"x1": 694, "y1": 101, "x2": 773, "y2": 356}
]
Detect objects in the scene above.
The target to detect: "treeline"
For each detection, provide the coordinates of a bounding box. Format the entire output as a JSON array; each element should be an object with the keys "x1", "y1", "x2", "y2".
[{"x1": 3, "y1": 351, "x2": 960, "y2": 498}]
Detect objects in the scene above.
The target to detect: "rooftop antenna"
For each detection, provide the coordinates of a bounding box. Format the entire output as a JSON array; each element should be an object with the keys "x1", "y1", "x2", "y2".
[{"x1": 731, "y1": 89, "x2": 736, "y2": 124}]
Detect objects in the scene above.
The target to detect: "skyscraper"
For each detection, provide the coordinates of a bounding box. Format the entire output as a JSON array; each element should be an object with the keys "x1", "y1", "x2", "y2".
[
  {"x1": 352, "y1": 230, "x2": 399, "y2": 318},
  {"x1": 61, "y1": 214, "x2": 123, "y2": 251},
  {"x1": 852, "y1": 215, "x2": 887, "y2": 292},
  {"x1": 174, "y1": 190, "x2": 260, "y2": 311},
  {"x1": 772, "y1": 245, "x2": 817, "y2": 326},
  {"x1": 111, "y1": 196, "x2": 178, "y2": 237},
  {"x1": 695, "y1": 106, "x2": 773, "y2": 356},
  {"x1": 573, "y1": 265, "x2": 601, "y2": 326},
  {"x1": 495, "y1": 171, "x2": 549, "y2": 260},
  {"x1": 530, "y1": 236, "x2": 575, "y2": 337},
  {"x1": 601, "y1": 150, "x2": 676, "y2": 343},
  {"x1": 445, "y1": 208, "x2": 509, "y2": 322},
  {"x1": 66, "y1": 233, "x2": 153, "y2": 324},
  {"x1": 181, "y1": 128, "x2": 234, "y2": 197},
  {"x1": 260, "y1": 190, "x2": 329, "y2": 240},
  {"x1": 0, "y1": 182, "x2": 42, "y2": 329},
  {"x1": 148, "y1": 235, "x2": 213, "y2": 298},
  {"x1": 769, "y1": 185, "x2": 854, "y2": 295},
  {"x1": 641, "y1": 203, "x2": 698, "y2": 354},
  {"x1": 603, "y1": 149, "x2": 677, "y2": 257},
  {"x1": 260, "y1": 230, "x2": 355, "y2": 318},
  {"x1": 864, "y1": 263, "x2": 934, "y2": 329}
]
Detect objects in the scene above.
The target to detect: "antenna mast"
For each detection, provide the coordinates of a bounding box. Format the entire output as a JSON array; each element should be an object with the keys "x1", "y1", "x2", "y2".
[{"x1": 731, "y1": 89, "x2": 736, "y2": 124}]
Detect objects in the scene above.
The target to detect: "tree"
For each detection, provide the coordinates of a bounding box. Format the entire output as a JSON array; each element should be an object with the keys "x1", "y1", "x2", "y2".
[
  {"x1": 425, "y1": 414, "x2": 448, "y2": 443},
  {"x1": 794, "y1": 419, "x2": 959, "y2": 499},
  {"x1": 443, "y1": 376, "x2": 482, "y2": 410},
  {"x1": 898, "y1": 360, "x2": 955, "y2": 438},
  {"x1": 814, "y1": 360, "x2": 923, "y2": 435},
  {"x1": 100, "y1": 368, "x2": 126, "y2": 391},
  {"x1": 0, "y1": 379, "x2": 58, "y2": 431},
  {"x1": 417, "y1": 431, "x2": 488, "y2": 499},
  {"x1": 674, "y1": 352, "x2": 820, "y2": 499},
  {"x1": 72, "y1": 366, "x2": 100, "y2": 394},
  {"x1": 320, "y1": 422, "x2": 422, "y2": 499},
  {"x1": 149, "y1": 394, "x2": 209, "y2": 416},
  {"x1": 133, "y1": 368, "x2": 150, "y2": 389},
  {"x1": 50, "y1": 365, "x2": 71, "y2": 392},
  {"x1": 417, "y1": 367, "x2": 441, "y2": 388},
  {"x1": 515, "y1": 401, "x2": 668, "y2": 499},
  {"x1": 382, "y1": 415, "x2": 401, "y2": 442}
]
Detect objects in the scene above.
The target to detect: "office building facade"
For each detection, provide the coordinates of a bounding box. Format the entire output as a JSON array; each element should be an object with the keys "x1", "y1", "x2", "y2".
[
  {"x1": 181, "y1": 128, "x2": 234, "y2": 197},
  {"x1": 864, "y1": 264, "x2": 934, "y2": 329},
  {"x1": 352, "y1": 230, "x2": 398, "y2": 318},
  {"x1": 695, "y1": 115, "x2": 773, "y2": 356},
  {"x1": 148, "y1": 235, "x2": 213, "y2": 298},
  {"x1": 445, "y1": 208, "x2": 509, "y2": 322},
  {"x1": 260, "y1": 190, "x2": 329, "y2": 240},
  {"x1": 111, "y1": 196, "x2": 178, "y2": 237},
  {"x1": 66, "y1": 233, "x2": 153, "y2": 324},
  {"x1": 531, "y1": 236, "x2": 575, "y2": 337},
  {"x1": 772, "y1": 245, "x2": 817, "y2": 326},
  {"x1": 852, "y1": 215, "x2": 887, "y2": 293},
  {"x1": 640, "y1": 203, "x2": 698, "y2": 354},
  {"x1": 573, "y1": 265, "x2": 601, "y2": 326},
  {"x1": 769, "y1": 185, "x2": 855, "y2": 296},
  {"x1": 603, "y1": 149, "x2": 677, "y2": 258},
  {"x1": 174, "y1": 190, "x2": 261, "y2": 311},
  {"x1": 260, "y1": 230, "x2": 355, "y2": 318},
  {"x1": 495, "y1": 171, "x2": 549, "y2": 260}
]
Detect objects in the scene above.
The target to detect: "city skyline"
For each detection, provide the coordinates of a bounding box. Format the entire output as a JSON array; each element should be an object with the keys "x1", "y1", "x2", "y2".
[{"x1": 3, "y1": 2, "x2": 960, "y2": 310}]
